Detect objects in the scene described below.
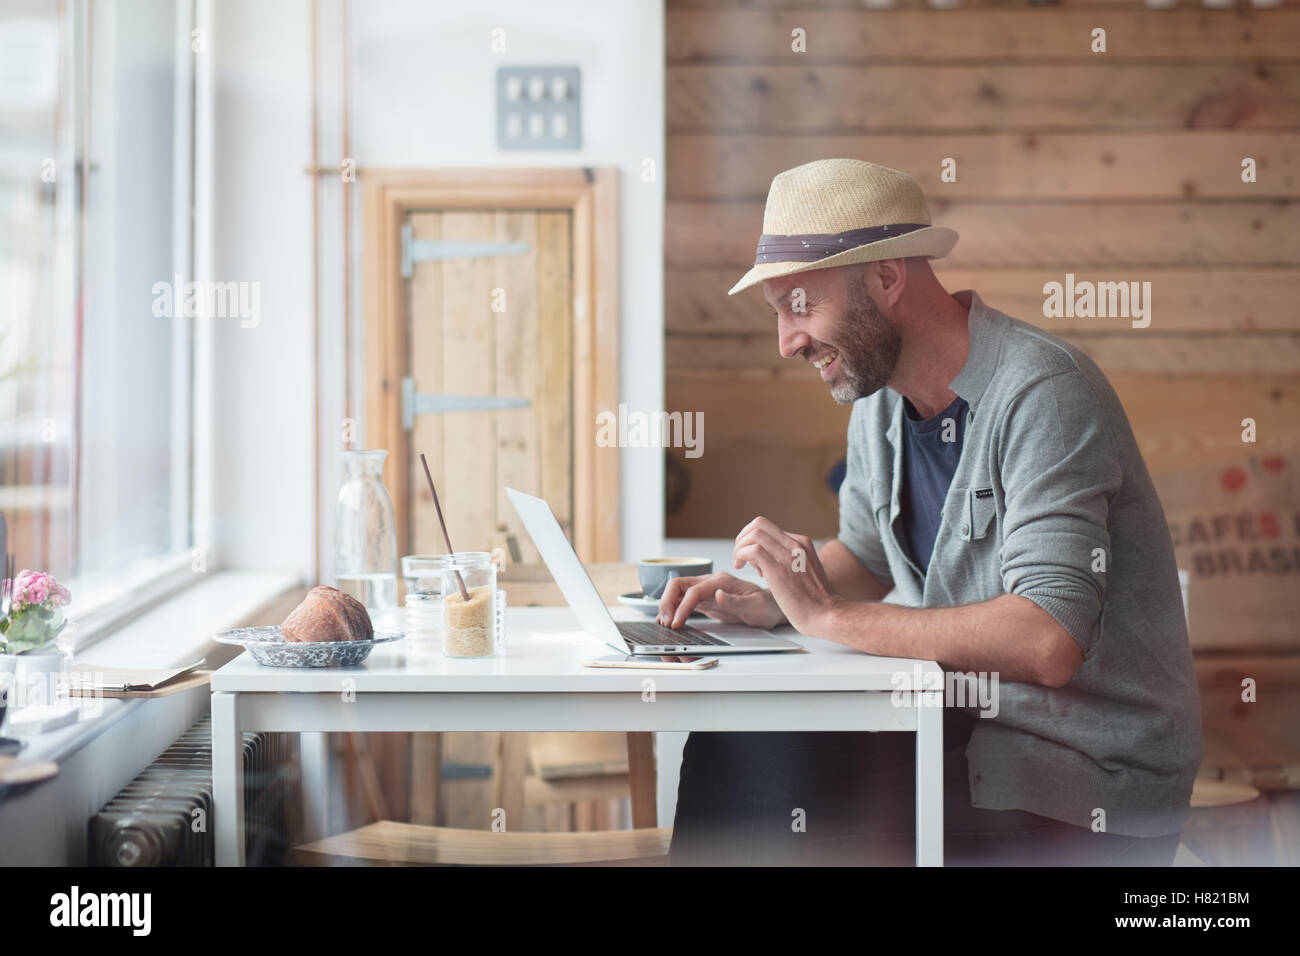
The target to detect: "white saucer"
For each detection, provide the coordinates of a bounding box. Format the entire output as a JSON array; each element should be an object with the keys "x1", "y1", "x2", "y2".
[{"x1": 617, "y1": 591, "x2": 706, "y2": 618}]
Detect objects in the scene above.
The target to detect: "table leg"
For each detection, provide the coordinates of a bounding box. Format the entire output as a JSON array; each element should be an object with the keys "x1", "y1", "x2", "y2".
[
  {"x1": 212, "y1": 691, "x2": 245, "y2": 867},
  {"x1": 626, "y1": 732, "x2": 657, "y2": 828},
  {"x1": 915, "y1": 694, "x2": 944, "y2": 867},
  {"x1": 299, "y1": 731, "x2": 331, "y2": 841}
]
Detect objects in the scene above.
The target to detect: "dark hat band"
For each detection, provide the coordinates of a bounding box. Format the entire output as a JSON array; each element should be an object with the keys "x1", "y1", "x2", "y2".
[{"x1": 754, "y1": 223, "x2": 929, "y2": 265}]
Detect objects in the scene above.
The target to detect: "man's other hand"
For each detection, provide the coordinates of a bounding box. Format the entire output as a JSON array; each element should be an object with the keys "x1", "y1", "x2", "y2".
[{"x1": 733, "y1": 516, "x2": 839, "y2": 637}]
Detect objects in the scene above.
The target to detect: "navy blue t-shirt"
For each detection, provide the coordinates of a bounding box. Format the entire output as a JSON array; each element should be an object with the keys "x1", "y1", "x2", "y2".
[{"x1": 899, "y1": 394, "x2": 969, "y2": 574}]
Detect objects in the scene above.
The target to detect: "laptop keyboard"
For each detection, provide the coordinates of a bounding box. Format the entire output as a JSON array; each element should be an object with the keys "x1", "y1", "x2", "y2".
[{"x1": 617, "y1": 621, "x2": 728, "y2": 647}]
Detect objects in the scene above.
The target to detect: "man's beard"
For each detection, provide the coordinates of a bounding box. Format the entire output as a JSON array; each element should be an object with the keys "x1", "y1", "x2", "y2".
[{"x1": 825, "y1": 273, "x2": 901, "y2": 404}]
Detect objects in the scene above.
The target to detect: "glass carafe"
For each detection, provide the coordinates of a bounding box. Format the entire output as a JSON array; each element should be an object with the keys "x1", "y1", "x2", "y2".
[{"x1": 334, "y1": 449, "x2": 398, "y2": 620}]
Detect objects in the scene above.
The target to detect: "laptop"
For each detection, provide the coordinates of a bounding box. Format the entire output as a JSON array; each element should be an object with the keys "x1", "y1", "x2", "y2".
[{"x1": 506, "y1": 487, "x2": 802, "y2": 655}]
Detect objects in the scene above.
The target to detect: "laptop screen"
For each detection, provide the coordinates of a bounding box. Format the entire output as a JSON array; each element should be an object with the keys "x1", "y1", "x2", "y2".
[{"x1": 505, "y1": 488, "x2": 626, "y2": 651}]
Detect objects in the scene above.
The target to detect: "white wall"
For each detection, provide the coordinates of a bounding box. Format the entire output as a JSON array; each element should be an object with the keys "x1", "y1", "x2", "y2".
[
  {"x1": 208, "y1": 0, "x2": 665, "y2": 577},
  {"x1": 208, "y1": 0, "x2": 317, "y2": 581}
]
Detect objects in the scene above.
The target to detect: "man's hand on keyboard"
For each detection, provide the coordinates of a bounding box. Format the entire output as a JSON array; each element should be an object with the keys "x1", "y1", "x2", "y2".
[{"x1": 657, "y1": 572, "x2": 787, "y2": 630}]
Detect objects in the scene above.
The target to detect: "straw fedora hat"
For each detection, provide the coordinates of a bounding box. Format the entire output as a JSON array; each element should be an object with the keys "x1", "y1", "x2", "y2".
[{"x1": 727, "y1": 159, "x2": 958, "y2": 295}]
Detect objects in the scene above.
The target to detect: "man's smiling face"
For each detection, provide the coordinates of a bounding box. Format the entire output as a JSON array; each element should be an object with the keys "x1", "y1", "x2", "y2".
[{"x1": 763, "y1": 265, "x2": 902, "y2": 404}]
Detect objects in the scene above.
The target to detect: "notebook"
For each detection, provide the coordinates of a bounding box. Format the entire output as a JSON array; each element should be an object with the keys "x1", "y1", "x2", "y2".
[{"x1": 70, "y1": 659, "x2": 207, "y2": 693}]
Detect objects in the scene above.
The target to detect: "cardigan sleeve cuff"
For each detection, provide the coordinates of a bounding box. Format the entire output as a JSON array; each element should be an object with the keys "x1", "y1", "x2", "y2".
[{"x1": 1017, "y1": 586, "x2": 1101, "y2": 656}]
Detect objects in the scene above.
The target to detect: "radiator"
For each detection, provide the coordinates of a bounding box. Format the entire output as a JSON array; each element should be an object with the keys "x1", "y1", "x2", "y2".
[{"x1": 89, "y1": 715, "x2": 301, "y2": 866}]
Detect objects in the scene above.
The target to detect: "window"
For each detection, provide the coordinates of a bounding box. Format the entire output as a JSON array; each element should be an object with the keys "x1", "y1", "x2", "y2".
[{"x1": 1, "y1": 0, "x2": 199, "y2": 647}]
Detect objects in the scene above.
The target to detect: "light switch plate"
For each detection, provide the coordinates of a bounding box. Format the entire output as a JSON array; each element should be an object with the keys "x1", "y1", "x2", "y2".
[{"x1": 497, "y1": 65, "x2": 581, "y2": 150}]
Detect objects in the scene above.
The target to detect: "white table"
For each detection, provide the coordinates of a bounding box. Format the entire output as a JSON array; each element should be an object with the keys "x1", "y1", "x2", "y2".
[{"x1": 210, "y1": 606, "x2": 946, "y2": 865}]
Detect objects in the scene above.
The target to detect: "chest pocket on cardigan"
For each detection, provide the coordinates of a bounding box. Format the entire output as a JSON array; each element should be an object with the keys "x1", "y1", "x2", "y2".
[{"x1": 946, "y1": 487, "x2": 997, "y2": 542}]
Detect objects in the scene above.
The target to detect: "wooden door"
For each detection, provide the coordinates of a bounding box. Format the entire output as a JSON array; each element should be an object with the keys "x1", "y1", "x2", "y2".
[
  {"x1": 363, "y1": 167, "x2": 620, "y2": 565},
  {"x1": 406, "y1": 210, "x2": 573, "y2": 560}
]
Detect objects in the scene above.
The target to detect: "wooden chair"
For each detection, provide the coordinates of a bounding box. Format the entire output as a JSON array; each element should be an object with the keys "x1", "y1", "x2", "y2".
[
  {"x1": 293, "y1": 820, "x2": 670, "y2": 866},
  {"x1": 1180, "y1": 777, "x2": 1270, "y2": 866},
  {"x1": 293, "y1": 731, "x2": 668, "y2": 866},
  {"x1": 1189, "y1": 652, "x2": 1300, "y2": 867},
  {"x1": 525, "y1": 731, "x2": 640, "y2": 831}
]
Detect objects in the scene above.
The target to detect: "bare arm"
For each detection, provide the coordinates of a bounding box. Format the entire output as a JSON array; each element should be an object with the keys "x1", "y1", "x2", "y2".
[
  {"x1": 818, "y1": 593, "x2": 1083, "y2": 687},
  {"x1": 733, "y1": 517, "x2": 1085, "y2": 688},
  {"x1": 819, "y1": 538, "x2": 891, "y2": 602}
]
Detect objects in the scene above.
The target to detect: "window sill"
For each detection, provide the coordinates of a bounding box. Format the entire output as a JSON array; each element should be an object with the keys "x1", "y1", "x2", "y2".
[
  {"x1": 11, "y1": 570, "x2": 300, "y2": 767},
  {"x1": 62, "y1": 551, "x2": 202, "y2": 654}
]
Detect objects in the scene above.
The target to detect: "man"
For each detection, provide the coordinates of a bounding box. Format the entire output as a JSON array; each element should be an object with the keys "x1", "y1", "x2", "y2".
[{"x1": 658, "y1": 159, "x2": 1202, "y2": 866}]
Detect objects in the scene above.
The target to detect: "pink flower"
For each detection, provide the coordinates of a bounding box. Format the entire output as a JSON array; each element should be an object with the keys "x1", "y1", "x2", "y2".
[
  {"x1": 27, "y1": 580, "x2": 48, "y2": 606},
  {"x1": 7, "y1": 570, "x2": 68, "y2": 611}
]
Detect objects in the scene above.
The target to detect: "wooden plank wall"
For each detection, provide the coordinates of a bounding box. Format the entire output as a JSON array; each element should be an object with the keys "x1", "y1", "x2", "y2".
[{"x1": 664, "y1": 0, "x2": 1300, "y2": 539}]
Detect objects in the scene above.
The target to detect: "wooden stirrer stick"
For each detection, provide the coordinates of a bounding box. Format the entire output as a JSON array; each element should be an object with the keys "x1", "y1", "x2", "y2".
[{"x1": 420, "y1": 453, "x2": 470, "y2": 603}]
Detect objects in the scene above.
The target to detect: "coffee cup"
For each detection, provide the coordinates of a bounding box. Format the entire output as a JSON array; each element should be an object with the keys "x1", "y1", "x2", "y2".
[{"x1": 638, "y1": 557, "x2": 713, "y2": 601}]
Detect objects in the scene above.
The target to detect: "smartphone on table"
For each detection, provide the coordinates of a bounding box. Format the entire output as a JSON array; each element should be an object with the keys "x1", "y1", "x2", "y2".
[{"x1": 581, "y1": 654, "x2": 719, "y2": 670}]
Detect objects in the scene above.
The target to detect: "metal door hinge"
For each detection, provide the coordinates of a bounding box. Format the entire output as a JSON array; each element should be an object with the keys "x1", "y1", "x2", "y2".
[
  {"x1": 400, "y1": 223, "x2": 531, "y2": 278},
  {"x1": 401, "y1": 377, "x2": 531, "y2": 430}
]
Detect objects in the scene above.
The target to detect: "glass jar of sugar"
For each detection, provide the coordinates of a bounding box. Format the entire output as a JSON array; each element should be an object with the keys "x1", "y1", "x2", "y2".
[{"x1": 441, "y1": 552, "x2": 501, "y2": 658}]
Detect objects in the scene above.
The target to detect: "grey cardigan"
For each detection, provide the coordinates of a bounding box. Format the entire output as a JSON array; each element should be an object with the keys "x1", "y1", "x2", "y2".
[{"x1": 838, "y1": 290, "x2": 1202, "y2": 837}]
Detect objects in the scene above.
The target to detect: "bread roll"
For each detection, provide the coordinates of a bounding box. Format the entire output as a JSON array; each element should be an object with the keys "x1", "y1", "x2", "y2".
[{"x1": 282, "y1": 585, "x2": 374, "y2": 643}]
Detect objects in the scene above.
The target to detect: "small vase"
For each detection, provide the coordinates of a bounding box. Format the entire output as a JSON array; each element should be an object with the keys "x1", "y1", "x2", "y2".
[
  {"x1": 0, "y1": 654, "x2": 15, "y2": 732},
  {"x1": 8, "y1": 643, "x2": 72, "y2": 710}
]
